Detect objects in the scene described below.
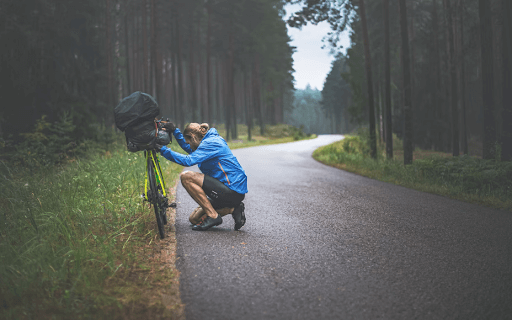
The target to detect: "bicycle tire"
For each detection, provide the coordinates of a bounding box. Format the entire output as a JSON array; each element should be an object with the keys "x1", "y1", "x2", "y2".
[
  {"x1": 148, "y1": 153, "x2": 165, "y2": 239},
  {"x1": 154, "y1": 158, "x2": 168, "y2": 225}
]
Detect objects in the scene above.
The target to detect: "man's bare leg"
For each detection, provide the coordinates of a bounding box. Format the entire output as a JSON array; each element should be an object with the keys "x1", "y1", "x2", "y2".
[
  {"x1": 180, "y1": 171, "x2": 224, "y2": 220},
  {"x1": 189, "y1": 207, "x2": 235, "y2": 225}
]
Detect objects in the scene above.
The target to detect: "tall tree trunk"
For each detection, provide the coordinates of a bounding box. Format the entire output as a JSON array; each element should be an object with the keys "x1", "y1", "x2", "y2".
[
  {"x1": 177, "y1": 15, "x2": 185, "y2": 129},
  {"x1": 458, "y1": 0, "x2": 468, "y2": 155},
  {"x1": 197, "y1": 14, "x2": 206, "y2": 122},
  {"x1": 245, "y1": 71, "x2": 252, "y2": 141},
  {"x1": 142, "y1": 0, "x2": 149, "y2": 93},
  {"x1": 268, "y1": 81, "x2": 275, "y2": 125},
  {"x1": 358, "y1": 0, "x2": 377, "y2": 159},
  {"x1": 378, "y1": 80, "x2": 384, "y2": 143},
  {"x1": 479, "y1": 0, "x2": 496, "y2": 159},
  {"x1": 228, "y1": 22, "x2": 237, "y2": 140},
  {"x1": 279, "y1": 89, "x2": 284, "y2": 124},
  {"x1": 206, "y1": 5, "x2": 212, "y2": 125},
  {"x1": 171, "y1": 17, "x2": 178, "y2": 122},
  {"x1": 502, "y1": 0, "x2": 512, "y2": 161},
  {"x1": 124, "y1": 5, "x2": 132, "y2": 94},
  {"x1": 443, "y1": 0, "x2": 459, "y2": 156},
  {"x1": 432, "y1": 0, "x2": 443, "y2": 151},
  {"x1": 134, "y1": 12, "x2": 140, "y2": 91},
  {"x1": 492, "y1": 0, "x2": 503, "y2": 156},
  {"x1": 399, "y1": 0, "x2": 414, "y2": 165},
  {"x1": 409, "y1": 9, "x2": 415, "y2": 91},
  {"x1": 253, "y1": 54, "x2": 263, "y2": 136},
  {"x1": 106, "y1": 0, "x2": 114, "y2": 120},
  {"x1": 384, "y1": 0, "x2": 393, "y2": 159},
  {"x1": 223, "y1": 58, "x2": 231, "y2": 140},
  {"x1": 151, "y1": 0, "x2": 162, "y2": 104},
  {"x1": 216, "y1": 57, "x2": 222, "y2": 124},
  {"x1": 188, "y1": 13, "x2": 198, "y2": 120}
]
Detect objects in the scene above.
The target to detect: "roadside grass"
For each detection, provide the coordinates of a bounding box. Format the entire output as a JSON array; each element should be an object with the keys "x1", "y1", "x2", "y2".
[
  {"x1": 0, "y1": 135, "x2": 185, "y2": 319},
  {"x1": 0, "y1": 123, "x2": 312, "y2": 318},
  {"x1": 313, "y1": 133, "x2": 512, "y2": 211}
]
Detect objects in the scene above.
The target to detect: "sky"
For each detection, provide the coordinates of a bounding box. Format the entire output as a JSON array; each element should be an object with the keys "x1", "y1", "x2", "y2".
[{"x1": 283, "y1": 3, "x2": 351, "y2": 91}]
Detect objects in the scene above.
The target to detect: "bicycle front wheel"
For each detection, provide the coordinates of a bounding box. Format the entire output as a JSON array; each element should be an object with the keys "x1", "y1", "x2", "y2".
[{"x1": 148, "y1": 154, "x2": 165, "y2": 239}]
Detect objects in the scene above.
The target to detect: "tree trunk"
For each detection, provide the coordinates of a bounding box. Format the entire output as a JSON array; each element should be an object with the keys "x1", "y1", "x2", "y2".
[
  {"x1": 151, "y1": 0, "x2": 163, "y2": 105},
  {"x1": 206, "y1": 5, "x2": 212, "y2": 125},
  {"x1": 223, "y1": 58, "x2": 231, "y2": 140},
  {"x1": 384, "y1": 0, "x2": 393, "y2": 159},
  {"x1": 229, "y1": 25, "x2": 237, "y2": 139},
  {"x1": 106, "y1": 0, "x2": 114, "y2": 120},
  {"x1": 502, "y1": 0, "x2": 512, "y2": 161},
  {"x1": 245, "y1": 71, "x2": 252, "y2": 141},
  {"x1": 399, "y1": 0, "x2": 414, "y2": 165},
  {"x1": 358, "y1": 0, "x2": 377, "y2": 159},
  {"x1": 492, "y1": 0, "x2": 503, "y2": 157},
  {"x1": 188, "y1": 13, "x2": 198, "y2": 120},
  {"x1": 253, "y1": 54, "x2": 263, "y2": 136},
  {"x1": 443, "y1": 0, "x2": 459, "y2": 156},
  {"x1": 171, "y1": 16, "x2": 178, "y2": 122},
  {"x1": 197, "y1": 13, "x2": 206, "y2": 123},
  {"x1": 432, "y1": 0, "x2": 443, "y2": 151},
  {"x1": 134, "y1": 11, "x2": 140, "y2": 91},
  {"x1": 479, "y1": 0, "x2": 496, "y2": 159},
  {"x1": 177, "y1": 14, "x2": 185, "y2": 129},
  {"x1": 124, "y1": 5, "x2": 132, "y2": 94},
  {"x1": 216, "y1": 57, "x2": 222, "y2": 124},
  {"x1": 142, "y1": 0, "x2": 149, "y2": 93},
  {"x1": 458, "y1": 0, "x2": 468, "y2": 155}
]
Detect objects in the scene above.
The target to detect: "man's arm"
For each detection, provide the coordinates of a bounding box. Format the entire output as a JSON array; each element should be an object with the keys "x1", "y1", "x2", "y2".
[
  {"x1": 172, "y1": 128, "x2": 193, "y2": 154},
  {"x1": 159, "y1": 140, "x2": 220, "y2": 167},
  {"x1": 162, "y1": 122, "x2": 193, "y2": 154}
]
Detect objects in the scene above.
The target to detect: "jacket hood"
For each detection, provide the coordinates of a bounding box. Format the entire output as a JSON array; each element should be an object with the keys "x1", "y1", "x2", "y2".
[{"x1": 204, "y1": 128, "x2": 219, "y2": 139}]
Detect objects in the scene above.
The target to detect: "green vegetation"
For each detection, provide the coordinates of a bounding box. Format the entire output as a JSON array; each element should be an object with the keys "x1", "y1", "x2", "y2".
[
  {"x1": 313, "y1": 131, "x2": 512, "y2": 211},
  {"x1": 0, "y1": 133, "x2": 185, "y2": 318},
  {"x1": 1, "y1": 114, "x2": 116, "y2": 168},
  {"x1": 0, "y1": 123, "x2": 311, "y2": 318}
]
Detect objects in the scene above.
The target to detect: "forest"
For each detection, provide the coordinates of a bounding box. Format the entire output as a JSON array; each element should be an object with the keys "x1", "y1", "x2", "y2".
[
  {"x1": 1, "y1": 0, "x2": 511, "y2": 163},
  {"x1": 290, "y1": 0, "x2": 512, "y2": 163},
  {"x1": 0, "y1": 0, "x2": 294, "y2": 156}
]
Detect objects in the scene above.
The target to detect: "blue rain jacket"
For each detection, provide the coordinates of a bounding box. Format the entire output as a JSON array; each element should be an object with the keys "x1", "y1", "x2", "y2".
[{"x1": 159, "y1": 128, "x2": 248, "y2": 194}]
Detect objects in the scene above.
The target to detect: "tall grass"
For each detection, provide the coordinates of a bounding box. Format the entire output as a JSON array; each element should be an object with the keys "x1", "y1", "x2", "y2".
[
  {"x1": 313, "y1": 132, "x2": 512, "y2": 211},
  {"x1": 0, "y1": 137, "x2": 182, "y2": 318}
]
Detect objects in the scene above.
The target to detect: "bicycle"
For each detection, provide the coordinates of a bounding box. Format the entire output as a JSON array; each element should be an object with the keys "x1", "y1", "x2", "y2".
[{"x1": 142, "y1": 119, "x2": 176, "y2": 239}]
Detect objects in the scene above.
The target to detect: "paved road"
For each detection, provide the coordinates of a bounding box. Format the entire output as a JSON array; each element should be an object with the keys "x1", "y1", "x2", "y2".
[{"x1": 175, "y1": 135, "x2": 512, "y2": 320}]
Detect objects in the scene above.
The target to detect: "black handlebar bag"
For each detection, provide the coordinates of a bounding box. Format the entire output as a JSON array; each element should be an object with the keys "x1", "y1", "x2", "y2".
[
  {"x1": 114, "y1": 91, "x2": 159, "y2": 132},
  {"x1": 114, "y1": 92, "x2": 170, "y2": 152}
]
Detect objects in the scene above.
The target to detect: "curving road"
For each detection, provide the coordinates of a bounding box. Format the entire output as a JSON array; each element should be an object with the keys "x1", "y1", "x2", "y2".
[{"x1": 175, "y1": 135, "x2": 512, "y2": 319}]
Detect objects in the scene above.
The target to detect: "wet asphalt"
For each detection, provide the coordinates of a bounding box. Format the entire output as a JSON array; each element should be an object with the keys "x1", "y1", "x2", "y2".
[{"x1": 174, "y1": 135, "x2": 512, "y2": 320}]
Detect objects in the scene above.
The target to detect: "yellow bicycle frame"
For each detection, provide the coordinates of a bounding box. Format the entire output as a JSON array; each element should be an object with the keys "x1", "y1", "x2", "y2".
[{"x1": 144, "y1": 150, "x2": 167, "y2": 201}]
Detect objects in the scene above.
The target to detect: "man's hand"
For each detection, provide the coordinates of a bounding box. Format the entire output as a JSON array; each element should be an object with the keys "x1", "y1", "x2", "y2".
[{"x1": 162, "y1": 121, "x2": 176, "y2": 132}]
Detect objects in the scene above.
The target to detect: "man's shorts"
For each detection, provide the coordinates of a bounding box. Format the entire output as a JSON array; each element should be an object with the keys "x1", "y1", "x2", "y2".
[{"x1": 202, "y1": 174, "x2": 245, "y2": 209}]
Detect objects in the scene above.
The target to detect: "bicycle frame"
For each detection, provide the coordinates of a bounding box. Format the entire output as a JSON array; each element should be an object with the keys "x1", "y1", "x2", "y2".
[{"x1": 144, "y1": 149, "x2": 167, "y2": 201}]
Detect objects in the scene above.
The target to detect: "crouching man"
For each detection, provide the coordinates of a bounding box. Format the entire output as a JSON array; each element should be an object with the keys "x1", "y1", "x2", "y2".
[{"x1": 157, "y1": 122, "x2": 247, "y2": 231}]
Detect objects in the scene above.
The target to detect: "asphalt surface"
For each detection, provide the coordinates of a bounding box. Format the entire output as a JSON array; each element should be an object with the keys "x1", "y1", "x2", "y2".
[{"x1": 175, "y1": 135, "x2": 512, "y2": 320}]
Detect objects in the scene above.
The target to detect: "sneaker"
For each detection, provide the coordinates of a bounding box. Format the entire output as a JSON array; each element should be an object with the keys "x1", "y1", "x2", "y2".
[
  {"x1": 192, "y1": 214, "x2": 207, "y2": 226},
  {"x1": 232, "y1": 202, "x2": 245, "y2": 231},
  {"x1": 192, "y1": 215, "x2": 223, "y2": 231}
]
